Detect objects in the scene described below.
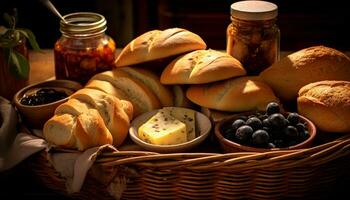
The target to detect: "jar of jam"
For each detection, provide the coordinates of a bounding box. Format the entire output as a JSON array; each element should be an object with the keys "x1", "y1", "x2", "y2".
[
  {"x1": 227, "y1": 1, "x2": 280, "y2": 75},
  {"x1": 54, "y1": 12, "x2": 116, "y2": 84}
]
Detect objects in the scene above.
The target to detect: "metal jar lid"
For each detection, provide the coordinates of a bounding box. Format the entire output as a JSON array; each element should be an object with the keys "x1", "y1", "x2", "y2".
[
  {"x1": 230, "y1": 1, "x2": 278, "y2": 21},
  {"x1": 60, "y1": 12, "x2": 107, "y2": 38}
]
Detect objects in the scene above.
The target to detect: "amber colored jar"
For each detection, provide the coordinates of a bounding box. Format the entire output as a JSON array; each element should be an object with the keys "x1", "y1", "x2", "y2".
[
  {"x1": 54, "y1": 12, "x2": 116, "y2": 84},
  {"x1": 227, "y1": 1, "x2": 280, "y2": 75}
]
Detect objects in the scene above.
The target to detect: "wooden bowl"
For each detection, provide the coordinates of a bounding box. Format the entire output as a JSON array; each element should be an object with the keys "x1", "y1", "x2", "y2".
[
  {"x1": 129, "y1": 108, "x2": 212, "y2": 153},
  {"x1": 13, "y1": 79, "x2": 82, "y2": 129},
  {"x1": 214, "y1": 111, "x2": 317, "y2": 153}
]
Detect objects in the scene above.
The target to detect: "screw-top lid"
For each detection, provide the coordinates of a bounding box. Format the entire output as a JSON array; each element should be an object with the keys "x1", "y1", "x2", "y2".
[
  {"x1": 231, "y1": 1, "x2": 278, "y2": 20},
  {"x1": 60, "y1": 12, "x2": 107, "y2": 38}
]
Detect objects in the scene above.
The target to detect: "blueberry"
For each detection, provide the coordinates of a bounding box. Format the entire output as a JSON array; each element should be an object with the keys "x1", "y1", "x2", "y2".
[
  {"x1": 274, "y1": 139, "x2": 285, "y2": 148},
  {"x1": 287, "y1": 113, "x2": 300, "y2": 125},
  {"x1": 269, "y1": 113, "x2": 287, "y2": 128},
  {"x1": 285, "y1": 126, "x2": 299, "y2": 138},
  {"x1": 232, "y1": 119, "x2": 246, "y2": 130},
  {"x1": 268, "y1": 143, "x2": 276, "y2": 148},
  {"x1": 296, "y1": 123, "x2": 306, "y2": 132},
  {"x1": 252, "y1": 130, "x2": 269, "y2": 146},
  {"x1": 262, "y1": 118, "x2": 271, "y2": 127},
  {"x1": 266, "y1": 102, "x2": 280, "y2": 115},
  {"x1": 258, "y1": 114, "x2": 269, "y2": 121},
  {"x1": 239, "y1": 115, "x2": 248, "y2": 121},
  {"x1": 235, "y1": 125, "x2": 254, "y2": 143},
  {"x1": 246, "y1": 117, "x2": 262, "y2": 131}
]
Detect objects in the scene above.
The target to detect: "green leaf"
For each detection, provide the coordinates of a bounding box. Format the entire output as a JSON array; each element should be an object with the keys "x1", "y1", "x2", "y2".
[
  {"x1": 3, "y1": 13, "x2": 15, "y2": 29},
  {"x1": 8, "y1": 48, "x2": 29, "y2": 79},
  {"x1": 18, "y1": 28, "x2": 41, "y2": 51}
]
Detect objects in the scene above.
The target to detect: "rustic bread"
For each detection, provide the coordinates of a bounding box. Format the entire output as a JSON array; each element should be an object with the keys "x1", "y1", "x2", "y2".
[
  {"x1": 161, "y1": 49, "x2": 246, "y2": 84},
  {"x1": 54, "y1": 98, "x2": 91, "y2": 116},
  {"x1": 186, "y1": 76, "x2": 279, "y2": 112},
  {"x1": 70, "y1": 88, "x2": 133, "y2": 146},
  {"x1": 85, "y1": 80, "x2": 128, "y2": 100},
  {"x1": 114, "y1": 28, "x2": 206, "y2": 67},
  {"x1": 43, "y1": 111, "x2": 113, "y2": 151},
  {"x1": 172, "y1": 85, "x2": 194, "y2": 108},
  {"x1": 260, "y1": 46, "x2": 350, "y2": 101},
  {"x1": 90, "y1": 69, "x2": 161, "y2": 116},
  {"x1": 119, "y1": 67, "x2": 174, "y2": 107},
  {"x1": 297, "y1": 80, "x2": 350, "y2": 133}
]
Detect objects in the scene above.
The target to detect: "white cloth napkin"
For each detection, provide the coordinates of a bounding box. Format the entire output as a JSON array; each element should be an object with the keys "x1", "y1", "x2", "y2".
[{"x1": 0, "y1": 97, "x2": 127, "y2": 198}]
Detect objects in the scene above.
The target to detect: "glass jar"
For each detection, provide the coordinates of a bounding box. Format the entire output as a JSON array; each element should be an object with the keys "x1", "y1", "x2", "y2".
[
  {"x1": 54, "y1": 12, "x2": 116, "y2": 84},
  {"x1": 227, "y1": 1, "x2": 280, "y2": 75}
]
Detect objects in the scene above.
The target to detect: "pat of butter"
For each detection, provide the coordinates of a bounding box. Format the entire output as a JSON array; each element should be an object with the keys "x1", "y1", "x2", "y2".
[
  {"x1": 138, "y1": 110, "x2": 187, "y2": 145},
  {"x1": 163, "y1": 107, "x2": 196, "y2": 141}
]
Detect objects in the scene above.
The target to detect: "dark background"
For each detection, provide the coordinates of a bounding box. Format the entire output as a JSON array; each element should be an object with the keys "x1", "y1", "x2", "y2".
[
  {"x1": 1, "y1": 0, "x2": 350, "y2": 199},
  {"x1": 1, "y1": 0, "x2": 349, "y2": 51}
]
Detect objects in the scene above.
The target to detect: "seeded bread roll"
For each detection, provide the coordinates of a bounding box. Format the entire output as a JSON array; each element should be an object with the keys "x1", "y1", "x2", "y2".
[
  {"x1": 260, "y1": 46, "x2": 350, "y2": 101},
  {"x1": 297, "y1": 80, "x2": 350, "y2": 133},
  {"x1": 161, "y1": 49, "x2": 246, "y2": 84},
  {"x1": 186, "y1": 76, "x2": 279, "y2": 112},
  {"x1": 115, "y1": 28, "x2": 206, "y2": 67}
]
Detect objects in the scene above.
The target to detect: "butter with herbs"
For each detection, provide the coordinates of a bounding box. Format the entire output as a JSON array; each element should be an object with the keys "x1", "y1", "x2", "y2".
[
  {"x1": 163, "y1": 107, "x2": 196, "y2": 141},
  {"x1": 138, "y1": 110, "x2": 187, "y2": 145}
]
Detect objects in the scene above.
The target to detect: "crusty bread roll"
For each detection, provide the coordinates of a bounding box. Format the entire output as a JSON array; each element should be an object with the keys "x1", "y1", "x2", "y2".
[
  {"x1": 297, "y1": 80, "x2": 350, "y2": 133},
  {"x1": 161, "y1": 49, "x2": 246, "y2": 84},
  {"x1": 260, "y1": 46, "x2": 350, "y2": 101},
  {"x1": 90, "y1": 69, "x2": 161, "y2": 116},
  {"x1": 85, "y1": 80, "x2": 128, "y2": 99},
  {"x1": 119, "y1": 67, "x2": 174, "y2": 107},
  {"x1": 43, "y1": 111, "x2": 113, "y2": 151},
  {"x1": 44, "y1": 87, "x2": 133, "y2": 150},
  {"x1": 186, "y1": 76, "x2": 279, "y2": 112},
  {"x1": 70, "y1": 88, "x2": 133, "y2": 146},
  {"x1": 114, "y1": 28, "x2": 206, "y2": 67},
  {"x1": 172, "y1": 85, "x2": 194, "y2": 108}
]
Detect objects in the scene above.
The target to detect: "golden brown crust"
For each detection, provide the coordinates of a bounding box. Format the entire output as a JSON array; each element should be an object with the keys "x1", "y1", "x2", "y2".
[
  {"x1": 114, "y1": 28, "x2": 206, "y2": 67},
  {"x1": 186, "y1": 76, "x2": 279, "y2": 112},
  {"x1": 161, "y1": 49, "x2": 246, "y2": 84},
  {"x1": 119, "y1": 67, "x2": 174, "y2": 107},
  {"x1": 260, "y1": 46, "x2": 350, "y2": 101},
  {"x1": 297, "y1": 80, "x2": 350, "y2": 133},
  {"x1": 90, "y1": 69, "x2": 161, "y2": 116}
]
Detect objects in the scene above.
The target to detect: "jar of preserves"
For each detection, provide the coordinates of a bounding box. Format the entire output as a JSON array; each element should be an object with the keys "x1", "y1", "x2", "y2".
[
  {"x1": 227, "y1": 1, "x2": 280, "y2": 75},
  {"x1": 54, "y1": 12, "x2": 116, "y2": 84}
]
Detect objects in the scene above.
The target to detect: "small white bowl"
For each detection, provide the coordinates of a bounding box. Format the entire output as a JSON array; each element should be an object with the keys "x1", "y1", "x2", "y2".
[{"x1": 129, "y1": 109, "x2": 212, "y2": 153}]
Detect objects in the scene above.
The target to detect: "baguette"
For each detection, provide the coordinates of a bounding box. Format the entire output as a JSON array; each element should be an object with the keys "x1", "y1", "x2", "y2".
[
  {"x1": 115, "y1": 28, "x2": 206, "y2": 67},
  {"x1": 186, "y1": 76, "x2": 279, "y2": 112},
  {"x1": 161, "y1": 49, "x2": 246, "y2": 84},
  {"x1": 297, "y1": 80, "x2": 350, "y2": 133},
  {"x1": 85, "y1": 80, "x2": 128, "y2": 100},
  {"x1": 260, "y1": 46, "x2": 350, "y2": 101}
]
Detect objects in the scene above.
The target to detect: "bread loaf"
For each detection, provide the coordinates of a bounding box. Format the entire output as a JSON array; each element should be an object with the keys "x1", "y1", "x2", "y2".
[
  {"x1": 114, "y1": 28, "x2": 206, "y2": 67},
  {"x1": 161, "y1": 49, "x2": 246, "y2": 84},
  {"x1": 297, "y1": 80, "x2": 350, "y2": 133},
  {"x1": 70, "y1": 88, "x2": 133, "y2": 146},
  {"x1": 90, "y1": 69, "x2": 161, "y2": 116},
  {"x1": 119, "y1": 67, "x2": 174, "y2": 107},
  {"x1": 44, "y1": 88, "x2": 133, "y2": 150},
  {"x1": 172, "y1": 85, "x2": 194, "y2": 108},
  {"x1": 260, "y1": 46, "x2": 350, "y2": 101},
  {"x1": 85, "y1": 80, "x2": 128, "y2": 99},
  {"x1": 186, "y1": 76, "x2": 279, "y2": 112}
]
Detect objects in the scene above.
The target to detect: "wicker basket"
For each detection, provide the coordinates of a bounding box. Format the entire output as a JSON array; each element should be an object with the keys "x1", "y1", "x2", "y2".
[{"x1": 28, "y1": 131, "x2": 350, "y2": 200}]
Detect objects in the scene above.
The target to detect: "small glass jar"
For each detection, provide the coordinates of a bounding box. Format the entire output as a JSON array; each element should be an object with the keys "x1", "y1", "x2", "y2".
[
  {"x1": 227, "y1": 1, "x2": 280, "y2": 75},
  {"x1": 54, "y1": 12, "x2": 116, "y2": 84}
]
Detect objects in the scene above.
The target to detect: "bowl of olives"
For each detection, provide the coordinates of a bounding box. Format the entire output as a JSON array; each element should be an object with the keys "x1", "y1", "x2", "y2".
[
  {"x1": 13, "y1": 79, "x2": 82, "y2": 129},
  {"x1": 214, "y1": 102, "x2": 316, "y2": 153}
]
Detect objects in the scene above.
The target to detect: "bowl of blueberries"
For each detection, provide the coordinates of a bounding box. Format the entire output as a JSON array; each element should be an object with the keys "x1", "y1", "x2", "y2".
[
  {"x1": 13, "y1": 79, "x2": 82, "y2": 129},
  {"x1": 214, "y1": 102, "x2": 316, "y2": 153}
]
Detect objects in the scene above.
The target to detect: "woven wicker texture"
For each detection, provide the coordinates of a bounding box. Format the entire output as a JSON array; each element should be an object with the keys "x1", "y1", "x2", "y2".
[{"x1": 28, "y1": 134, "x2": 350, "y2": 200}]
